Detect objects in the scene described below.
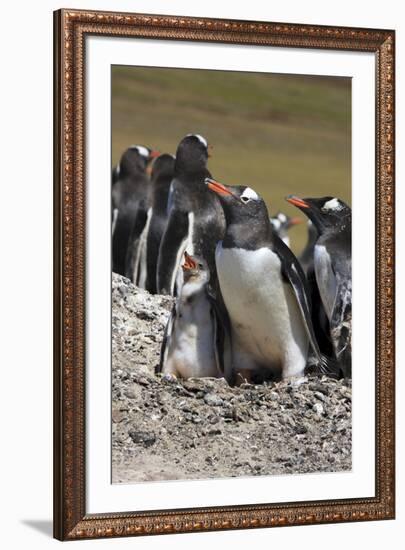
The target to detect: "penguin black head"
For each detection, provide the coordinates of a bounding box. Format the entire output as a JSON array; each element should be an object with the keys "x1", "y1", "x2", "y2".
[
  {"x1": 286, "y1": 195, "x2": 351, "y2": 233},
  {"x1": 150, "y1": 153, "x2": 176, "y2": 180},
  {"x1": 175, "y1": 134, "x2": 210, "y2": 175},
  {"x1": 181, "y1": 251, "x2": 210, "y2": 285},
  {"x1": 205, "y1": 177, "x2": 269, "y2": 225},
  {"x1": 118, "y1": 145, "x2": 159, "y2": 177}
]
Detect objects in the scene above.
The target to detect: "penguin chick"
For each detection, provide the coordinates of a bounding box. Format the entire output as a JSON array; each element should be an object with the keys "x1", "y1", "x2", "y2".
[{"x1": 158, "y1": 252, "x2": 224, "y2": 379}]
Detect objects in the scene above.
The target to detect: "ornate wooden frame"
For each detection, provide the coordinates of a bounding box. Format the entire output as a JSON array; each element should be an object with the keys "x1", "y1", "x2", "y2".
[{"x1": 53, "y1": 8, "x2": 395, "y2": 541}]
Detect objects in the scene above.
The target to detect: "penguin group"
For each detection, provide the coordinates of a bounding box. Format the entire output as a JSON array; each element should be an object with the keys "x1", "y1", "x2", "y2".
[{"x1": 112, "y1": 134, "x2": 352, "y2": 384}]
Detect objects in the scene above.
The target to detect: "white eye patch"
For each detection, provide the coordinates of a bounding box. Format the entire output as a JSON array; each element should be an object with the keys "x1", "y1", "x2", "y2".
[
  {"x1": 241, "y1": 187, "x2": 259, "y2": 201},
  {"x1": 186, "y1": 134, "x2": 208, "y2": 148},
  {"x1": 278, "y1": 213, "x2": 287, "y2": 223},
  {"x1": 131, "y1": 145, "x2": 150, "y2": 158},
  {"x1": 322, "y1": 198, "x2": 343, "y2": 212}
]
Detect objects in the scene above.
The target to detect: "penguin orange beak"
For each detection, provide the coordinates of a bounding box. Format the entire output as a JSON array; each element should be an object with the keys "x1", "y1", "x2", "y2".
[
  {"x1": 286, "y1": 195, "x2": 309, "y2": 209},
  {"x1": 182, "y1": 251, "x2": 197, "y2": 271},
  {"x1": 149, "y1": 150, "x2": 160, "y2": 159},
  {"x1": 205, "y1": 178, "x2": 234, "y2": 197}
]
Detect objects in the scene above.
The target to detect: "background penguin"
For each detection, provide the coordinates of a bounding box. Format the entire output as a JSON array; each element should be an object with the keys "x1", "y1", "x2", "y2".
[
  {"x1": 206, "y1": 177, "x2": 338, "y2": 384},
  {"x1": 286, "y1": 195, "x2": 352, "y2": 377},
  {"x1": 157, "y1": 252, "x2": 225, "y2": 379},
  {"x1": 270, "y1": 211, "x2": 302, "y2": 247},
  {"x1": 112, "y1": 145, "x2": 158, "y2": 276},
  {"x1": 143, "y1": 154, "x2": 176, "y2": 294},
  {"x1": 156, "y1": 134, "x2": 225, "y2": 296}
]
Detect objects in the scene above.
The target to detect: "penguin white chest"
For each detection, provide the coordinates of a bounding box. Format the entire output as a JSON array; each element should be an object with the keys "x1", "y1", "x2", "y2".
[
  {"x1": 314, "y1": 244, "x2": 337, "y2": 321},
  {"x1": 216, "y1": 244, "x2": 308, "y2": 376}
]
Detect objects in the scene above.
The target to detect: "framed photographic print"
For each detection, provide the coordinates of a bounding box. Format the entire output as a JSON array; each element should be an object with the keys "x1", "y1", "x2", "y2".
[{"x1": 53, "y1": 8, "x2": 395, "y2": 541}]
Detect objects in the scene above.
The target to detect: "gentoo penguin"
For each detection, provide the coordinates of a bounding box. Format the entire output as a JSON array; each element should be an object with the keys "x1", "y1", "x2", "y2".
[
  {"x1": 270, "y1": 212, "x2": 302, "y2": 247},
  {"x1": 206, "y1": 177, "x2": 337, "y2": 383},
  {"x1": 156, "y1": 134, "x2": 225, "y2": 296},
  {"x1": 158, "y1": 252, "x2": 225, "y2": 379},
  {"x1": 286, "y1": 195, "x2": 352, "y2": 377},
  {"x1": 142, "y1": 154, "x2": 176, "y2": 294},
  {"x1": 112, "y1": 145, "x2": 158, "y2": 276}
]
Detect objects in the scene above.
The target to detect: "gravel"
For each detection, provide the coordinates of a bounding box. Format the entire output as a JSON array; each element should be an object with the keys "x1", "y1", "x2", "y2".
[{"x1": 112, "y1": 273, "x2": 352, "y2": 483}]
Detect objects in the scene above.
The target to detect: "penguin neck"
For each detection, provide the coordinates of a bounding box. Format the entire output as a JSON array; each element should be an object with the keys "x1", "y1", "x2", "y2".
[{"x1": 222, "y1": 217, "x2": 272, "y2": 250}]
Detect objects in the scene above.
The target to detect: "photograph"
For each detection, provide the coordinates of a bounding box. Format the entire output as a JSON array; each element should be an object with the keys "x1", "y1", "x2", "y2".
[{"x1": 111, "y1": 66, "x2": 352, "y2": 484}]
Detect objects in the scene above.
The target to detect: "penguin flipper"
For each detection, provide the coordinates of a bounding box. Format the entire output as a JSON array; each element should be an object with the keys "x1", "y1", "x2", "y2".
[
  {"x1": 206, "y1": 285, "x2": 232, "y2": 380},
  {"x1": 156, "y1": 206, "x2": 189, "y2": 295},
  {"x1": 273, "y1": 236, "x2": 323, "y2": 364},
  {"x1": 124, "y1": 205, "x2": 148, "y2": 282},
  {"x1": 157, "y1": 301, "x2": 177, "y2": 374}
]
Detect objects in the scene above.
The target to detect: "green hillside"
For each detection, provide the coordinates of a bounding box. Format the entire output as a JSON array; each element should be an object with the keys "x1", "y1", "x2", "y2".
[{"x1": 112, "y1": 66, "x2": 351, "y2": 252}]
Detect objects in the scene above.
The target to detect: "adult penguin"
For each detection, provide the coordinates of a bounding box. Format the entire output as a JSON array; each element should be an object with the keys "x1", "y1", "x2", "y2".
[
  {"x1": 206, "y1": 177, "x2": 339, "y2": 383},
  {"x1": 156, "y1": 134, "x2": 225, "y2": 296},
  {"x1": 112, "y1": 145, "x2": 158, "y2": 278},
  {"x1": 143, "y1": 154, "x2": 176, "y2": 294},
  {"x1": 286, "y1": 195, "x2": 352, "y2": 377},
  {"x1": 270, "y1": 212, "x2": 302, "y2": 247}
]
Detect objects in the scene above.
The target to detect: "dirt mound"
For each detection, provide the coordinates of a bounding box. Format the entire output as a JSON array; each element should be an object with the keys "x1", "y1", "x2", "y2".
[{"x1": 112, "y1": 273, "x2": 351, "y2": 483}]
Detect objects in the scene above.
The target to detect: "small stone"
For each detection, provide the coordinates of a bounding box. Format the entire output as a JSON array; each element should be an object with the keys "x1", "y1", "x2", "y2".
[
  {"x1": 313, "y1": 402, "x2": 324, "y2": 415},
  {"x1": 204, "y1": 393, "x2": 223, "y2": 407},
  {"x1": 295, "y1": 424, "x2": 308, "y2": 435},
  {"x1": 314, "y1": 391, "x2": 326, "y2": 402},
  {"x1": 128, "y1": 430, "x2": 156, "y2": 447}
]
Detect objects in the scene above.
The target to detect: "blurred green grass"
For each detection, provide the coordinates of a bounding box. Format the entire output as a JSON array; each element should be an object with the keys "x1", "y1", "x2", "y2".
[{"x1": 112, "y1": 66, "x2": 351, "y2": 253}]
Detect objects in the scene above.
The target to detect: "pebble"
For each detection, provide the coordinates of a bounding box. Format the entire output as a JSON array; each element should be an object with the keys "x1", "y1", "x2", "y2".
[
  {"x1": 204, "y1": 393, "x2": 224, "y2": 407},
  {"x1": 312, "y1": 402, "x2": 324, "y2": 415},
  {"x1": 128, "y1": 430, "x2": 156, "y2": 447}
]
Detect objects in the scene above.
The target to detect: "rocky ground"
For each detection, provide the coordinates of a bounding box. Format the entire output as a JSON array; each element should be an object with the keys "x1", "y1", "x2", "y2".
[{"x1": 112, "y1": 273, "x2": 352, "y2": 483}]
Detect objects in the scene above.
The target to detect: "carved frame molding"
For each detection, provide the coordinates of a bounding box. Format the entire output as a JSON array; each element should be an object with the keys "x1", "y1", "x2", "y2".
[{"x1": 53, "y1": 9, "x2": 395, "y2": 541}]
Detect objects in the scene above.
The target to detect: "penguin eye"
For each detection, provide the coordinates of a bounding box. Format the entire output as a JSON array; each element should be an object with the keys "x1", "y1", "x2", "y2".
[
  {"x1": 240, "y1": 196, "x2": 250, "y2": 204},
  {"x1": 198, "y1": 263, "x2": 204, "y2": 269}
]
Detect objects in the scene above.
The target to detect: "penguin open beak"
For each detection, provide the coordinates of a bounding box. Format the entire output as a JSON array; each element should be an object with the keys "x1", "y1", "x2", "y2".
[
  {"x1": 182, "y1": 251, "x2": 197, "y2": 271},
  {"x1": 285, "y1": 195, "x2": 309, "y2": 209},
  {"x1": 149, "y1": 150, "x2": 160, "y2": 159},
  {"x1": 205, "y1": 177, "x2": 234, "y2": 197}
]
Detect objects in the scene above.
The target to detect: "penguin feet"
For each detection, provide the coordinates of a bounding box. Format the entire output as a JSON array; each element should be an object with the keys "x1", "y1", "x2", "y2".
[{"x1": 305, "y1": 353, "x2": 342, "y2": 380}]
